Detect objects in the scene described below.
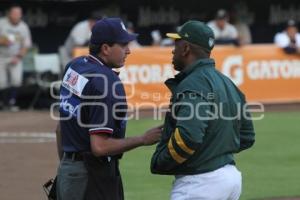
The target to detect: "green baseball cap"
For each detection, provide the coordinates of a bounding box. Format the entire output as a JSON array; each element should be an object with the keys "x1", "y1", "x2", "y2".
[{"x1": 166, "y1": 20, "x2": 215, "y2": 51}]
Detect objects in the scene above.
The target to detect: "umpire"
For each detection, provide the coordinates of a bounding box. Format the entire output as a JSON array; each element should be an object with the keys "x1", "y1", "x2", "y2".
[
  {"x1": 151, "y1": 20, "x2": 255, "y2": 200},
  {"x1": 56, "y1": 17, "x2": 162, "y2": 200}
]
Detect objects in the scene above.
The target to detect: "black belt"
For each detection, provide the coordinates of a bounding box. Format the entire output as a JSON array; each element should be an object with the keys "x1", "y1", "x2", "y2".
[
  {"x1": 63, "y1": 152, "x2": 84, "y2": 161},
  {"x1": 63, "y1": 152, "x2": 118, "y2": 163}
]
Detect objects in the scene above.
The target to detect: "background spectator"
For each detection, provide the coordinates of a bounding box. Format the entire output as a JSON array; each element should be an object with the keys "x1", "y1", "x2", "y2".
[
  {"x1": 274, "y1": 19, "x2": 300, "y2": 54},
  {"x1": 61, "y1": 11, "x2": 102, "y2": 66},
  {"x1": 207, "y1": 9, "x2": 239, "y2": 45},
  {"x1": 150, "y1": 29, "x2": 174, "y2": 46},
  {"x1": 231, "y1": 9, "x2": 252, "y2": 45},
  {"x1": 0, "y1": 4, "x2": 32, "y2": 111},
  {"x1": 151, "y1": 29, "x2": 162, "y2": 46},
  {"x1": 126, "y1": 21, "x2": 142, "y2": 48}
]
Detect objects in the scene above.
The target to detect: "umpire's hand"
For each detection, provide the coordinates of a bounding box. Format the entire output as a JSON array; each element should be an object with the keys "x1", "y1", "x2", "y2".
[{"x1": 141, "y1": 125, "x2": 163, "y2": 145}]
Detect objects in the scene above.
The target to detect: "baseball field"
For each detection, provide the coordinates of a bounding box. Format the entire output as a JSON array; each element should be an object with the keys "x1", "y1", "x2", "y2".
[
  {"x1": 0, "y1": 109, "x2": 299, "y2": 200},
  {"x1": 122, "y1": 111, "x2": 300, "y2": 200}
]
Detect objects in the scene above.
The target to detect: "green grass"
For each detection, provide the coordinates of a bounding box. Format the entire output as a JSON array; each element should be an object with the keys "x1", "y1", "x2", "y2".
[{"x1": 120, "y1": 112, "x2": 300, "y2": 200}]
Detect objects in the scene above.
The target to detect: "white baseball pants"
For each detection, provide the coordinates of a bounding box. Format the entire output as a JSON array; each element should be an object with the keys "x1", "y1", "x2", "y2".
[
  {"x1": 0, "y1": 58, "x2": 23, "y2": 89},
  {"x1": 171, "y1": 164, "x2": 242, "y2": 200}
]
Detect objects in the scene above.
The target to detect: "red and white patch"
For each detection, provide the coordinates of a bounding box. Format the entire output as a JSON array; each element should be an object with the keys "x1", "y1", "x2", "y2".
[{"x1": 62, "y1": 68, "x2": 89, "y2": 97}]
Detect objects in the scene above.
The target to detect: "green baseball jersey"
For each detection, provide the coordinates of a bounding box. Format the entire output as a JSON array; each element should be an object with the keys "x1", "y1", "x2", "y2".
[{"x1": 151, "y1": 58, "x2": 255, "y2": 175}]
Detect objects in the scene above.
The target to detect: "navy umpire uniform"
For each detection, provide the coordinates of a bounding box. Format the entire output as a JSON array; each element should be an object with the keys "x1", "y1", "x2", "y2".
[{"x1": 56, "y1": 18, "x2": 162, "y2": 200}]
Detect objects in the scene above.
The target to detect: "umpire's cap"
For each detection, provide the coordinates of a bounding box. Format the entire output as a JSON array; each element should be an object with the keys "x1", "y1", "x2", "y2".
[
  {"x1": 90, "y1": 17, "x2": 138, "y2": 45},
  {"x1": 166, "y1": 20, "x2": 215, "y2": 51}
]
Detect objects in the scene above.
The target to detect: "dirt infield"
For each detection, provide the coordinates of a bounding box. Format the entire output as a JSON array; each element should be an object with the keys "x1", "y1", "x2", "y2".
[
  {"x1": 0, "y1": 111, "x2": 58, "y2": 200},
  {"x1": 0, "y1": 104, "x2": 299, "y2": 200},
  {"x1": 0, "y1": 111, "x2": 57, "y2": 132},
  {"x1": 0, "y1": 143, "x2": 58, "y2": 200}
]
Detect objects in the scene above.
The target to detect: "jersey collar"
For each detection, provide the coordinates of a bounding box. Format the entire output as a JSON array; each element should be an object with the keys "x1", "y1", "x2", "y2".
[{"x1": 88, "y1": 54, "x2": 104, "y2": 66}]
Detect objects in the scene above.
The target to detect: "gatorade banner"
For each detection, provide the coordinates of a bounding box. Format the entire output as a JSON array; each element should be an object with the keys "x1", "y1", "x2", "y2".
[{"x1": 73, "y1": 45, "x2": 300, "y2": 107}]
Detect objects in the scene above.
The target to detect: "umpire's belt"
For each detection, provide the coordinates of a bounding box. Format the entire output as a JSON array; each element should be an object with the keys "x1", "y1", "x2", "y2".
[{"x1": 63, "y1": 152, "x2": 84, "y2": 161}]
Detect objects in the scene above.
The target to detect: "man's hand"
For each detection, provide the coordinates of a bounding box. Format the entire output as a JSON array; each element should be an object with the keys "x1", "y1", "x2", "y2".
[
  {"x1": 90, "y1": 125, "x2": 163, "y2": 157},
  {"x1": 141, "y1": 125, "x2": 163, "y2": 145},
  {"x1": 10, "y1": 56, "x2": 21, "y2": 65},
  {"x1": 0, "y1": 37, "x2": 12, "y2": 46}
]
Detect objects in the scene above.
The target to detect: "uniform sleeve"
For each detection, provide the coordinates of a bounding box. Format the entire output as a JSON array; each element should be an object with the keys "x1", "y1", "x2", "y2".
[
  {"x1": 86, "y1": 77, "x2": 115, "y2": 136},
  {"x1": 274, "y1": 33, "x2": 288, "y2": 48},
  {"x1": 0, "y1": 20, "x2": 6, "y2": 44},
  {"x1": 22, "y1": 23, "x2": 32, "y2": 48},
  {"x1": 230, "y1": 25, "x2": 239, "y2": 39},
  {"x1": 71, "y1": 22, "x2": 89, "y2": 45},
  {"x1": 0, "y1": 20, "x2": 3, "y2": 35},
  {"x1": 151, "y1": 92, "x2": 209, "y2": 174}
]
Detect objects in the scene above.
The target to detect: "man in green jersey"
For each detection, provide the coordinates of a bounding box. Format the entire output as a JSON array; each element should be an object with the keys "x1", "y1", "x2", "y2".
[{"x1": 151, "y1": 20, "x2": 255, "y2": 200}]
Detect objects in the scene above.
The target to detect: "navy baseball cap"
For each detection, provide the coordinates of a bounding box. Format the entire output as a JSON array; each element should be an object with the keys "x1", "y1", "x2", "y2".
[{"x1": 90, "y1": 17, "x2": 138, "y2": 45}]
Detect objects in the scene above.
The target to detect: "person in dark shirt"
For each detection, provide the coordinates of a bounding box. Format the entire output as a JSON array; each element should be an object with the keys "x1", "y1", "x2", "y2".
[
  {"x1": 151, "y1": 20, "x2": 255, "y2": 200},
  {"x1": 56, "y1": 17, "x2": 162, "y2": 200}
]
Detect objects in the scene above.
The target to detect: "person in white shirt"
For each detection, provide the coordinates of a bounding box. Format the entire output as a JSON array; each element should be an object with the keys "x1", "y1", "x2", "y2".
[
  {"x1": 62, "y1": 12, "x2": 102, "y2": 65},
  {"x1": 0, "y1": 4, "x2": 32, "y2": 111},
  {"x1": 274, "y1": 19, "x2": 300, "y2": 54},
  {"x1": 207, "y1": 9, "x2": 239, "y2": 45},
  {"x1": 126, "y1": 21, "x2": 141, "y2": 48}
]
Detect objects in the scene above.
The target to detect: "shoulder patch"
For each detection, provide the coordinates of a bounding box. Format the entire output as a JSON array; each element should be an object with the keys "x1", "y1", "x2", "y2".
[{"x1": 62, "y1": 67, "x2": 89, "y2": 97}]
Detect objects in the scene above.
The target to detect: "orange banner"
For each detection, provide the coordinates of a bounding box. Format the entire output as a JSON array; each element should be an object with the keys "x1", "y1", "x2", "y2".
[{"x1": 73, "y1": 45, "x2": 300, "y2": 107}]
